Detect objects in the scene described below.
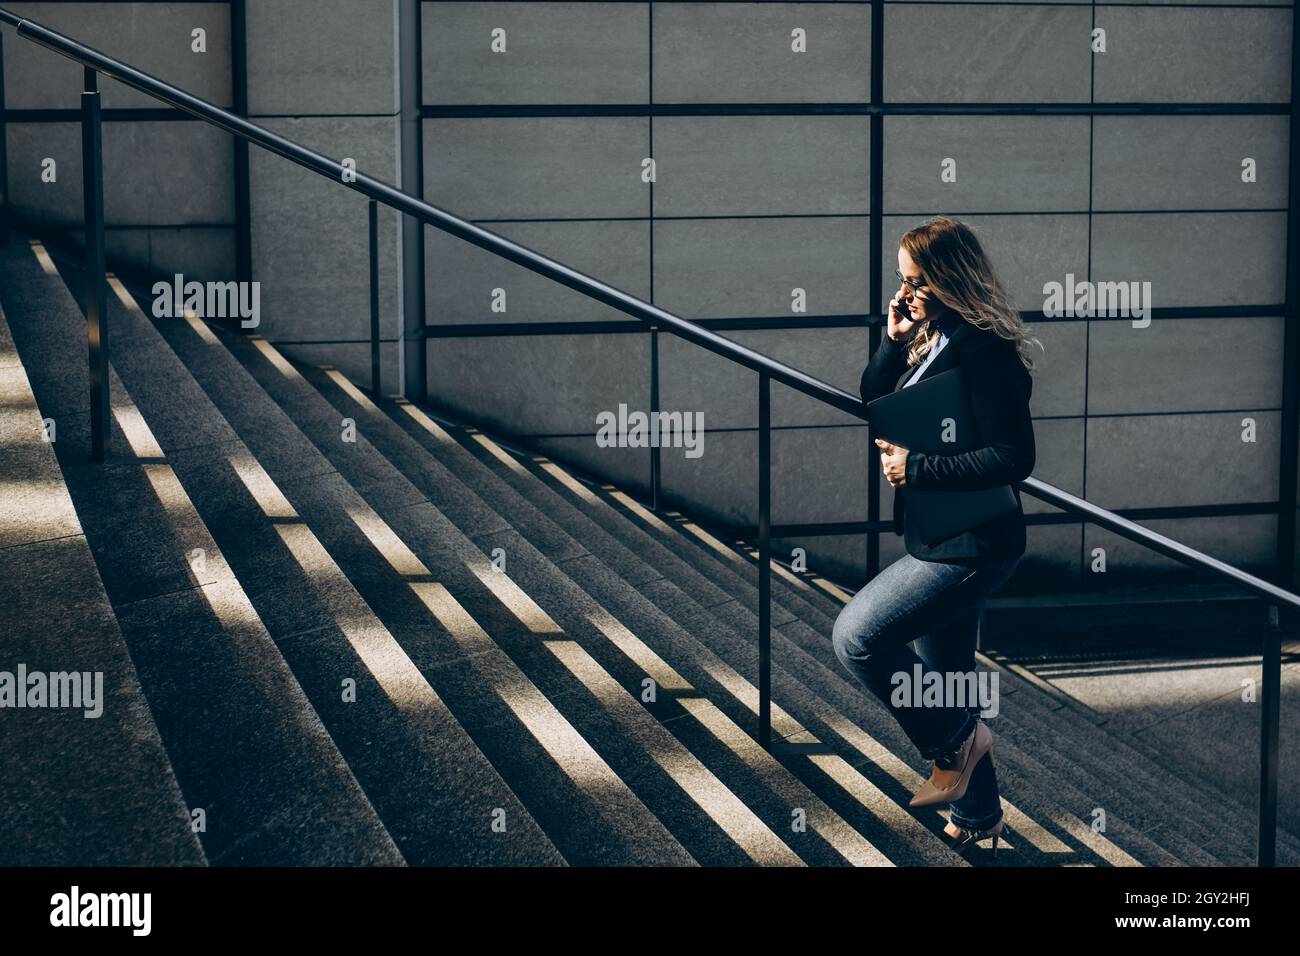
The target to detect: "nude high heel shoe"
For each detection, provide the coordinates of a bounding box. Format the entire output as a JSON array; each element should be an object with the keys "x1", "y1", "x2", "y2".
[
  {"x1": 943, "y1": 816, "x2": 1008, "y2": 858},
  {"x1": 909, "y1": 719, "x2": 992, "y2": 808}
]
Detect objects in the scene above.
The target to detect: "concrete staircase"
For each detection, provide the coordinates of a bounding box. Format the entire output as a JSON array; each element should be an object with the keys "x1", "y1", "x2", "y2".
[
  {"x1": 0, "y1": 281, "x2": 203, "y2": 866},
  {"x1": 2, "y1": 233, "x2": 1294, "y2": 866}
]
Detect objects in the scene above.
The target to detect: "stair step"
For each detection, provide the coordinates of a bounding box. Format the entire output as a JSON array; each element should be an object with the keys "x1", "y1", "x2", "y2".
[
  {"x1": 6, "y1": 222, "x2": 1287, "y2": 866},
  {"x1": 609, "y1": 488, "x2": 1299, "y2": 865},
  {"x1": 223, "y1": 333, "x2": 833, "y2": 865},
  {"x1": 147, "y1": 315, "x2": 701, "y2": 865},
  {"x1": 0, "y1": 297, "x2": 204, "y2": 866},
  {"x1": 0, "y1": 239, "x2": 403, "y2": 866},
  {"x1": 791, "y1": 579, "x2": 1300, "y2": 865},
  {"x1": 93, "y1": 280, "x2": 570, "y2": 866},
  {"x1": 982, "y1": 584, "x2": 1266, "y2": 660},
  {"x1": 310, "y1": 360, "x2": 1217, "y2": 866},
  {"x1": 989, "y1": 582, "x2": 1259, "y2": 609},
  {"x1": 304, "y1": 365, "x2": 947, "y2": 866},
  {"x1": 395, "y1": 392, "x2": 1295, "y2": 866}
]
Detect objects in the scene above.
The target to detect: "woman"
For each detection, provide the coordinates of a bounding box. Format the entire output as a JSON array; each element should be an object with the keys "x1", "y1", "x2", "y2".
[{"x1": 831, "y1": 216, "x2": 1041, "y2": 858}]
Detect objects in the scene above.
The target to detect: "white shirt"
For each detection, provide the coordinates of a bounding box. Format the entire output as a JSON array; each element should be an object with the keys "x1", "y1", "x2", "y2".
[{"x1": 902, "y1": 328, "x2": 952, "y2": 388}]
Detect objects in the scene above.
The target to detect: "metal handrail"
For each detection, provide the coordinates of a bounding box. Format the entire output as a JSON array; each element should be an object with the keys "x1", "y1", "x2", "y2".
[
  {"x1": 0, "y1": 8, "x2": 864, "y2": 416},
  {"x1": 0, "y1": 6, "x2": 1291, "y2": 864}
]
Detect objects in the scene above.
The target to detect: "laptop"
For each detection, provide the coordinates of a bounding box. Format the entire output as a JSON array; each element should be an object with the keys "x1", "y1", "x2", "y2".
[{"x1": 865, "y1": 366, "x2": 1020, "y2": 546}]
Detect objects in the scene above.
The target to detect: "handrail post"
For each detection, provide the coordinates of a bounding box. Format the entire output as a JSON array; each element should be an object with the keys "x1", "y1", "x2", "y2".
[
  {"x1": 230, "y1": 0, "x2": 250, "y2": 289},
  {"x1": 81, "y1": 67, "x2": 108, "y2": 462},
  {"x1": 758, "y1": 372, "x2": 772, "y2": 750},
  {"x1": 1258, "y1": 603, "x2": 1282, "y2": 866},
  {"x1": 650, "y1": 325, "x2": 661, "y2": 511},
  {"x1": 1, "y1": 31, "x2": 9, "y2": 242},
  {"x1": 368, "y1": 199, "x2": 380, "y2": 396}
]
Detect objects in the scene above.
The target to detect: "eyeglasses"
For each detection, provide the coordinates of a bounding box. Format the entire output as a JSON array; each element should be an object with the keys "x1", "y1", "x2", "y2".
[{"x1": 895, "y1": 269, "x2": 928, "y2": 294}]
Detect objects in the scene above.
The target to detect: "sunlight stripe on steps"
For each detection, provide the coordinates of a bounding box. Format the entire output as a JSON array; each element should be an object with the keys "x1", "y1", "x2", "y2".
[
  {"x1": 638, "y1": 616, "x2": 1081, "y2": 861},
  {"x1": 225, "y1": 346, "x2": 563, "y2": 637},
  {"x1": 1, "y1": 352, "x2": 86, "y2": 547},
  {"x1": 225, "y1": 449, "x2": 296, "y2": 519},
  {"x1": 109, "y1": 275, "x2": 145, "y2": 314},
  {"x1": 181, "y1": 310, "x2": 222, "y2": 346},
  {"x1": 30, "y1": 240, "x2": 58, "y2": 275},
  {"x1": 345, "y1": 503, "x2": 428, "y2": 578},
  {"x1": 676, "y1": 517, "x2": 854, "y2": 607},
  {"x1": 546, "y1": 635, "x2": 802, "y2": 867},
  {"x1": 469, "y1": 429, "x2": 535, "y2": 479},
  {"x1": 604, "y1": 493, "x2": 755, "y2": 574},
  {"x1": 273, "y1": 523, "x2": 432, "y2": 702},
  {"x1": 529, "y1": 445, "x2": 855, "y2": 605},
  {"x1": 405, "y1": 419, "x2": 520, "y2": 472},
  {"x1": 337, "y1": 496, "x2": 696, "y2": 854},
  {"x1": 413, "y1": 580, "x2": 697, "y2": 862},
  {"x1": 219, "y1": 323, "x2": 1105, "y2": 865},
  {"x1": 114, "y1": 401, "x2": 233, "y2": 590},
  {"x1": 235, "y1": 343, "x2": 557, "y2": 635},
  {"x1": 109, "y1": 398, "x2": 266, "y2": 633},
  {"x1": 604, "y1": 489, "x2": 679, "y2": 535},
  {"x1": 693, "y1": 651, "x2": 946, "y2": 845},
  {"x1": 812, "y1": 709, "x2": 1074, "y2": 859},
  {"x1": 511, "y1": 446, "x2": 1097, "y2": 863},
  {"x1": 113, "y1": 403, "x2": 165, "y2": 459},
  {"x1": 586, "y1": 609, "x2": 889, "y2": 865},
  {"x1": 109, "y1": 278, "x2": 221, "y2": 357},
  {"x1": 0, "y1": 323, "x2": 19, "y2": 367},
  {"x1": 1032, "y1": 817, "x2": 1143, "y2": 867},
  {"x1": 464, "y1": 556, "x2": 563, "y2": 635},
  {"x1": 0, "y1": 348, "x2": 75, "y2": 546},
  {"x1": 818, "y1": 706, "x2": 1145, "y2": 867},
  {"x1": 537, "y1": 459, "x2": 603, "y2": 505},
  {"x1": 770, "y1": 555, "x2": 822, "y2": 597},
  {"x1": 300, "y1": 446, "x2": 561, "y2": 637},
  {"x1": 738, "y1": 546, "x2": 847, "y2": 606},
  {"x1": 392, "y1": 400, "x2": 462, "y2": 451},
  {"x1": 737, "y1": 543, "x2": 841, "y2": 602},
  {"x1": 226, "y1": 450, "x2": 449, "y2": 710},
  {"x1": 248, "y1": 337, "x2": 303, "y2": 380},
  {"x1": 668, "y1": 512, "x2": 753, "y2": 566},
  {"x1": 340, "y1": 486, "x2": 807, "y2": 863},
  {"x1": 677, "y1": 699, "x2": 890, "y2": 866},
  {"x1": 813, "y1": 580, "x2": 852, "y2": 603},
  {"x1": 322, "y1": 368, "x2": 380, "y2": 414},
  {"x1": 809, "y1": 576, "x2": 853, "y2": 603},
  {"x1": 0, "y1": 479, "x2": 74, "y2": 546}
]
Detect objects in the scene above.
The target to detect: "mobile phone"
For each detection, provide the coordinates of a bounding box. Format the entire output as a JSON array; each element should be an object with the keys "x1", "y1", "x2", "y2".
[{"x1": 896, "y1": 297, "x2": 912, "y2": 319}]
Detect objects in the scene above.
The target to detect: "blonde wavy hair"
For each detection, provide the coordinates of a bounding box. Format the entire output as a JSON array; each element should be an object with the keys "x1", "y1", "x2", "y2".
[{"x1": 899, "y1": 216, "x2": 1043, "y2": 373}]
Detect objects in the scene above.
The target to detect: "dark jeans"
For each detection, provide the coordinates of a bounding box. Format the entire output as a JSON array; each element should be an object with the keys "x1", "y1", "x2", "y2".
[{"x1": 831, "y1": 552, "x2": 1020, "y2": 831}]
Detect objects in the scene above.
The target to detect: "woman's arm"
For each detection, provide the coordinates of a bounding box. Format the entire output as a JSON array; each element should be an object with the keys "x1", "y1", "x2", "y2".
[
  {"x1": 860, "y1": 332, "x2": 911, "y2": 404},
  {"x1": 903, "y1": 338, "x2": 1035, "y2": 491}
]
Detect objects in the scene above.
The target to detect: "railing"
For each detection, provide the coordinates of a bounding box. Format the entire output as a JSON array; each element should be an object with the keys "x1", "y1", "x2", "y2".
[{"x1": 0, "y1": 8, "x2": 1293, "y2": 866}]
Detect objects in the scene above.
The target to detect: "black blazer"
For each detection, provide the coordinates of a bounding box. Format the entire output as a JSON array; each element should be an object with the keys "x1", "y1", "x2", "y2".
[{"x1": 859, "y1": 321, "x2": 1035, "y2": 561}]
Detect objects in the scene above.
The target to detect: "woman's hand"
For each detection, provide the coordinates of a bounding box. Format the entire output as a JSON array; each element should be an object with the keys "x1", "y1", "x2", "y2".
[
  {"x1": 876, "y1": 438, "x2": 909, "y2": 487},
  {"x1": 887, "y1": 296, "x2": 919, "y2": 343}
]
